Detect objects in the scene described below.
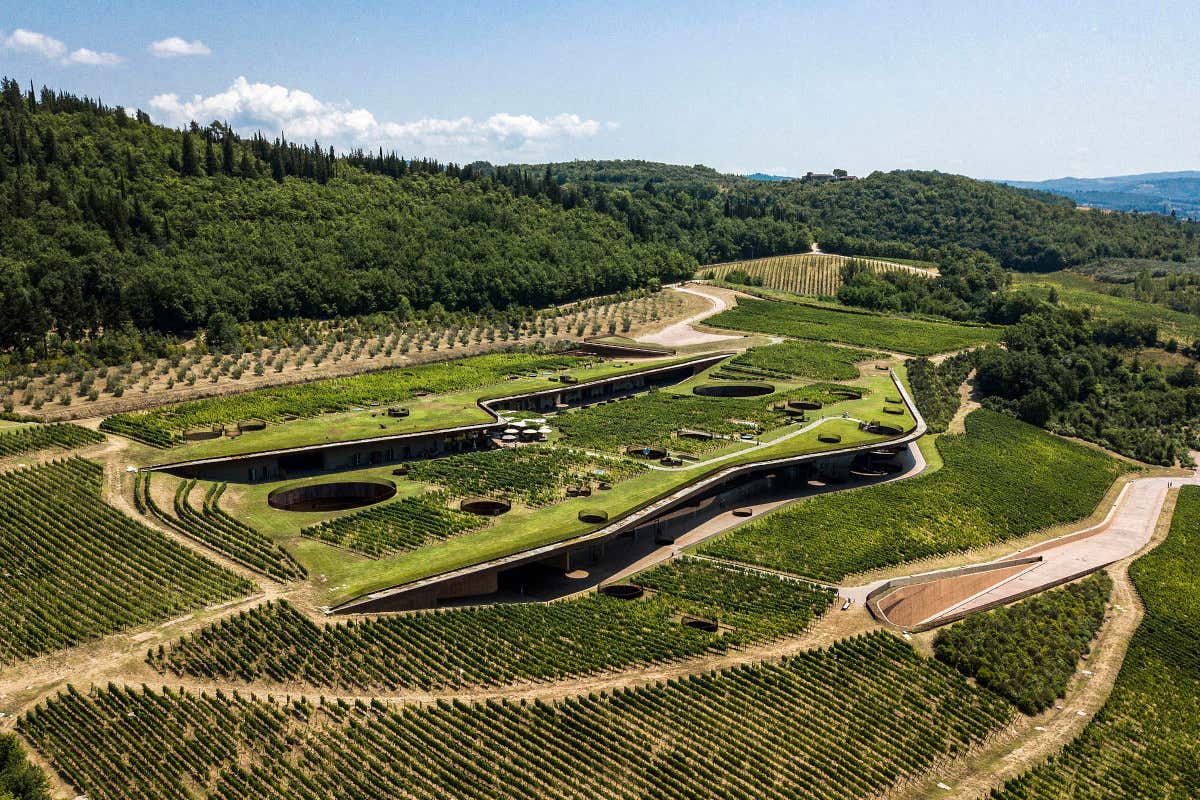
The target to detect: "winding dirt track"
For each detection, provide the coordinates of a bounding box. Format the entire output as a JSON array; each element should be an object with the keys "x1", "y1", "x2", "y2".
[{"x1": 634, "y1": 284, "x2": 744, "y2": 347}]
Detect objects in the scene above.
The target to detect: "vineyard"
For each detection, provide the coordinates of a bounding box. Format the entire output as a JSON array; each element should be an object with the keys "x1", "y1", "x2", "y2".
[
  {"x1": 135, "y1": 473, "x2": 306, "y2": 582},
  {"x1": 717, "y1": 340, "x2": 884, "y2": 382},
  {"x1": 150, "y1": 559, "x2": 833, "y2": 690},
  {"x1": 554, "y1": 384, "x2": 858, "y2": 454},
  {"x1": 990, "y1": 487, "x2": 1200, "y2": 798},
  {"x1": 100, "y1": 351, "x2": 588, "y2": 446},
  {"x1": 706, "y1": 297, "x2": 1003, "y2": 355},
  {"x1": 0, "y1": 459, "x2": 253, "y2": 666},
  {"x1": 701, "y1": 253, "x2": 936, "y2": 297},
  {"x1": 301, "y1": 493, "x2": 486, "y2": 557},
  {"x1": 406, "y1": 446, "x2": 647, "y2": 506},
  {"x1": 0, "y1": 422, "x2": 105, "y2": 457},
  {"x1": 698, "y1": 410, "x2": 1127, "y2": 582},
  {"x1": 30, "y1": 633, "x2": 1013, "y2": 800},
  {"x1": 934, "y1": 571, "x2": 1112, "y2": 714}
]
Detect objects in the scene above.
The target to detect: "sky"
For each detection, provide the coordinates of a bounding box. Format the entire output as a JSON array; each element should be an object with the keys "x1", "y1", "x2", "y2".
[{"x1": 1, "y1": 0, "x2": 1197, "y2": 180}]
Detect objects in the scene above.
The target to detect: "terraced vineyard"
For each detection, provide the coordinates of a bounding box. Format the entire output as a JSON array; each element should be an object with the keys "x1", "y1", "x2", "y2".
[
  {"x1": 555, "y1": 384, "x2": 857, "y2": 454},
  {"x1": 0, "y1": 422, "x2": 105, "y2": 457},
  {"x1": 100, "y1": 352, "x2": 588, "y2": 446},
  {"x1": 714, "y1": 340, "x2": 884, "y2": 381},
  {"x1": 30, "y1": 633, "x2": 1013, "y2": 800},
  {"x1": 136, "y1": 473, "x2": 306, "y2": 582},
  {"x1": 699, "y1": 410, "x2": 1127, "y2": 582},
  {"x1": 934, "y1": 571, "x2": 1112, "y2": 714},
  {"x1": 302, "y1": 493, "x2": 486, "y2": 557},
  {"x1": 706, "y1": 297, "x2": 1003, "y2": 355},
  {"x1": 0, "y1": 459, "x2": 253, "y2": 666},
  {"x1": 406, "y1": 445, "x2": 646, "y2": 506},
  {"x1": 990, "y1": 487, "x2": 1200, "y2": 798},
  {"x1": 150, "y1": 559, "x2": 833, "y2": 690},
  {"x1": 703, "y1": 252, "x2": 935, "y2": 297}
]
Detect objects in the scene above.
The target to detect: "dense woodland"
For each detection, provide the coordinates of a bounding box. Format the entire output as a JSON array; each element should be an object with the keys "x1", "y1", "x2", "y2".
[
  {"x1": 3, "y1": 77, "x2": 1198, "y2": 361},
  {"x1": 0, "y1": 79, "x2": 691, "y2": 355}
]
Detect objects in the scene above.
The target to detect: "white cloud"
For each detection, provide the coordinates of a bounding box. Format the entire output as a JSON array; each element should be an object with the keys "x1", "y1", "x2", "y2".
[
  {"x1": 1, "y1": 28, "x2": 122, "y2": 66},
  {"x1": 66, "y1": 48, "x2": 124, "y2": 66},
  {"x1": 2, "y1": 28, "x2": 67, "y2": 60},
  {"x1": 149, "y1": 76, "x2": 612, "y2": 159},
  {"x1": 149, "y1": 36, "x2": 211, "y2": 58}
]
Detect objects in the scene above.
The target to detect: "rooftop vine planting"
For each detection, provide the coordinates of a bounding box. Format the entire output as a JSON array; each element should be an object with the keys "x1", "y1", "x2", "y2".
[
  {"x1": 405, "y1": 445, "x2": 646, "y2": 506},
  {"x1": 0, "y1": 459, "x2": 253, "y2": 666},
  {"x1": 30, "y1": 633, "x2": 1012, "y2": 800},
  {"x1": 301, "y1": 493, "x2": 485, "y2": 557},
  {"x1": 990, "y1": 487, "x2": 1200, "y2": 798},
  {"x1": 698, "y1": 409, "x2": 1127, "y2": 582},
  {"x1": 554, "y1": 384, "x2": 859, "y2": 454},
  {"x1": 718, "y1": 340, "x2": 884, "y2": 382},
  {"x1": 934, "y1": 571, "x2": 1112, "y2": 714},
  {"x1": 100, "y1": 351, "x2": 588, "y2": 446},
  {"x1": 150, "y1": 559, "x2": 832, "y2": 690}
]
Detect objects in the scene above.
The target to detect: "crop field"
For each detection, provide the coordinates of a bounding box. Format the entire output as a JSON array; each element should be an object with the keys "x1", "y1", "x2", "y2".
[
  {"x1": 706, "y1": 297, "x2": 1003, "y2": 355},
  {"x1": 150, "y1": 559, "x2": 834, "y2": 689},
  {"x1": 406, "y1": 445, "x2": 647, "y2": 506},
  {"x1": 715, "y1": 340, "x2": 884, "y2": 382},
  {"x1": 934, "y1": 571, "x2": 1112, "y2": 714},
  {"x1": 991, "y1": 487, "x2": 1200, "y2": 798},
  {"x1": 29, "y1": 633, "x2": 1013, "y2": 800},
  {"x1": 100, "y1": 351, "x2": 590, "y2": 447},
  {"x1": 301, "y1": 493, "x2": 486, "y2": 557},
  {"x1": 0, "y1": 422, "x2": 105, "y2": 457},
  {"x1": 554, "y1": 383, "x2": 860, "y2": 455},
  {"x1": 136, "y1": 473, "x2": 306, "y2": 582},
  {"x1": 0, "y1": 459, "x2": 253, "y2": 666},
  {"x1": 698, "y1": 410, "x2": 1127, "y2": 582},
  {"x1": 701, "y1": 252, "x2": 936, "y2": 297}
]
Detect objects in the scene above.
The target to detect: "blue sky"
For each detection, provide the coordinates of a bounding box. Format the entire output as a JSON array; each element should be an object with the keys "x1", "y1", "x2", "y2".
[{"x1": 2, "y1": 0, "x2": 1197, "y2": 179}]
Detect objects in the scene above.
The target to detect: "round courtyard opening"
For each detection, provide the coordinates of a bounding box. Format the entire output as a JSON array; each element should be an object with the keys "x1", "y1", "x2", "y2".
[
  {"x1": 692, "y1": 382, "x2": 774, "y2": 398},
  {"x1": 460, "y1": 496, "x2": 512, "y2": 516},
  {"x1": 599, "y1": 584, "x2": 645, "y2": 600},
  {"x1": 268, "y1": 480, "x2": 397, "y2": 512}
]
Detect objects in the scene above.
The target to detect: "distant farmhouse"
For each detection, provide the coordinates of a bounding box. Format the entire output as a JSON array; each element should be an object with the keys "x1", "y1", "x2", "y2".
[{"x1": 800, "y1": 169, "x2": 857, "y2": 184}]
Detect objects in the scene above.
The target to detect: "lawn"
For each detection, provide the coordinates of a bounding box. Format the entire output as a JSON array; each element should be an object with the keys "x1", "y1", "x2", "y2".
[{"x1": 705, "y1": 297, "x2": 1003, "y2": 355}]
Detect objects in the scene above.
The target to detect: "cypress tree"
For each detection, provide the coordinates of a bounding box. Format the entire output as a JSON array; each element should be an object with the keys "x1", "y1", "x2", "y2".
[
  {"x1": 204, "y1": 137, "x2": 217, "y2": 176},
  {"x1": 180, "y1": 131, "x2": 197, "y2": 176},
  {"x1": 222, "y1": 133, "x2": 235, "y2": 175}
]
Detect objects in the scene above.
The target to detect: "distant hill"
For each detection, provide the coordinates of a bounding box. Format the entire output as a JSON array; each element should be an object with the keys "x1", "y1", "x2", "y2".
[
  {"x1": 743, "y1": 172, "x2": 796, "y2": 182},
  {"x1": 1002, "y1": 171, "x2": 1200, "y2": 219}
]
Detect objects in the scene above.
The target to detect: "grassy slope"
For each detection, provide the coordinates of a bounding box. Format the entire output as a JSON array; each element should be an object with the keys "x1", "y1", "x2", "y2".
[
  {"x1": 1012, "y1": 270, "x2": 1200, "y2": 342},
  {"x1": 991, "y1": 487, "x2": 1200, "y2": 798},
  {"x1": 698, "y1": 409, "x2": 1127, "y2": 583}
]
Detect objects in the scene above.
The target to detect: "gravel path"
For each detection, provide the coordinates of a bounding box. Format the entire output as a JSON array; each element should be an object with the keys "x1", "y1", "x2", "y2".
[{"x1": 635, "y1": 284, "x2": 743, "y2": 347}]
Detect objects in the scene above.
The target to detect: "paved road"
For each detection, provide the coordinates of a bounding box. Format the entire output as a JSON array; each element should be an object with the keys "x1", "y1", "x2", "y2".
[{"x1": 846, "y1": 468, "x2": 1198, "y2": 626}]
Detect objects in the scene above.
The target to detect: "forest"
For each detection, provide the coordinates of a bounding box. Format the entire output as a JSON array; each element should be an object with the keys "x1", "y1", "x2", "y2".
[
  {"x1": 3, "y1": 76, "x2": 1197, "y2": 364},
  {"x1": 0, "y1": 79, "x2": 692, "y2": 354}
]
